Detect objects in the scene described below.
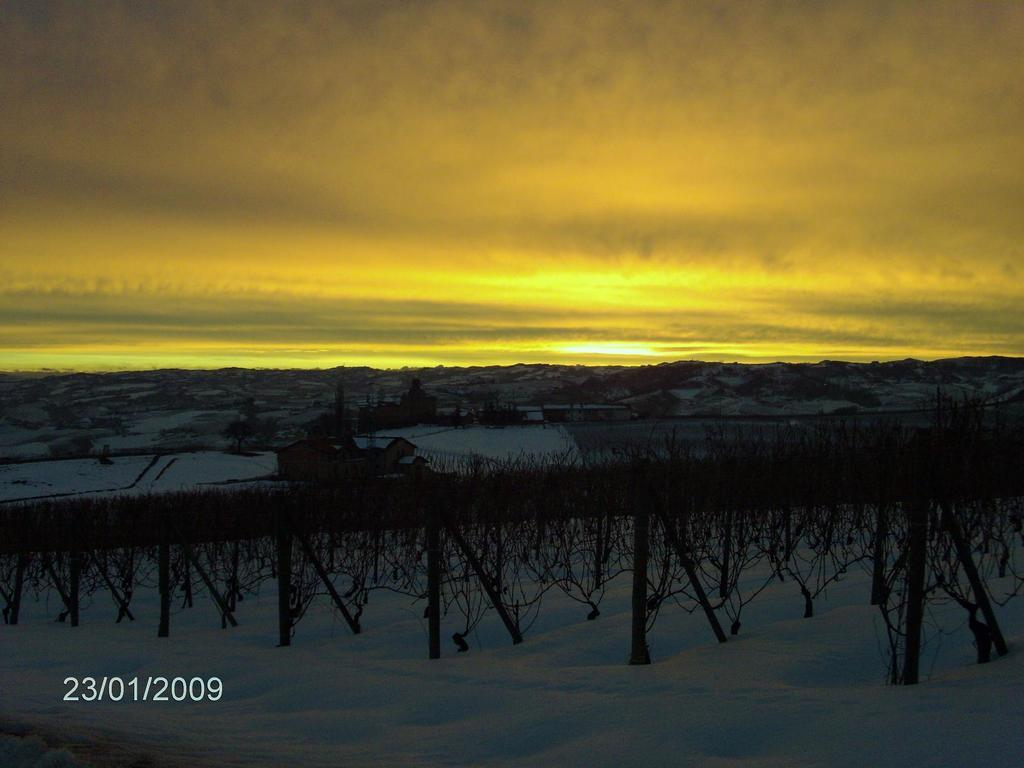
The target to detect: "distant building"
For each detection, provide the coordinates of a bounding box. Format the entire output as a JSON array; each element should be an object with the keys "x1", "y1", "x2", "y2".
[
  {"x1": 334, "y1": 380, "x2": 350, "y2": 437},
  {"x1": 478, "y1": 400, "x2": 522, "y2": 426},
  {"x1": 487, "y1": 402, "x2": 633, "y2": 425},
  {"x1": 397, "y1": 454, "x2": 430, "y2": 479},
  {"x1": 351, "y1": 435, "x2": 417, "y2": 475},
  {"x1": 358, "y1": 379, "x2": 438, "y2": 431},
  {"x1": 276, "y1": 437, "x2": 365, "y2": 482},
  {"x1": 515, "y1": 406, "x2": 545, "y2": 423},
  {"x1": 400, "y1": 379, "x2": 437, "y2": 422},
  {"x1": 537, "y1": 404, "x2": 633, "y2": 422},
  {"x1": 437, "y1": 405, "x2": 469, "y2": 427},
  {"x1": 276, "y1": 435, "x2": 424, "y2": 481}
]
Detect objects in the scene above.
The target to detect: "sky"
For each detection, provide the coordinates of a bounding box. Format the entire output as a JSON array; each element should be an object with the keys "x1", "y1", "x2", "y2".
[{"x1": 2, "y1": 1, "x2": 1023, "y2": 370}]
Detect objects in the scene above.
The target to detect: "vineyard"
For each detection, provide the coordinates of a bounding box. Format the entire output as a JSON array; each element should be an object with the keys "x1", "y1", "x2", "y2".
[{"x1": 2, "y1": 401, "x2": 1023, "y2": 689}]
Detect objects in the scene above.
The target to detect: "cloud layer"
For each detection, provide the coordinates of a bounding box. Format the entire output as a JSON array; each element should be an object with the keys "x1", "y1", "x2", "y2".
[{"x1": 2, "y1": 1, "x2": 1022, "y2": 368}]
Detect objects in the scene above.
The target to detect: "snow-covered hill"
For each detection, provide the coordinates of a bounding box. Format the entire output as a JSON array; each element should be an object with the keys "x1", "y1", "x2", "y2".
[
  {"x1": 1, "y1": 357, "x2": 1022, "y2": 459},
  {"x1": 581, "y1": 357, "x2": 1024, "y2": 416}
]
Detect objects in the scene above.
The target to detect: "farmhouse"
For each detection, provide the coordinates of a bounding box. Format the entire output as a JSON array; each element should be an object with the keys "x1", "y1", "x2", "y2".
[
  {"x1": 275, "y1": 437, "x2": 363, "y2": 481},
  {"x1": 276, "y1": 435, "x2": 422, "y2": 481},
  {"x1": 397, "y1": 454, "x2": 430, "y2": 479},
  {"x1": 352, "y1": 435, "x2": 417, "y2": 475}
]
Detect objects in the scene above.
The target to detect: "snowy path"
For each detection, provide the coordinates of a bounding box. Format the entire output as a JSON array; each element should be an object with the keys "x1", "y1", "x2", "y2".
[{"x1": 2, "y1": 566, "x2": 1021, "y2": 767}]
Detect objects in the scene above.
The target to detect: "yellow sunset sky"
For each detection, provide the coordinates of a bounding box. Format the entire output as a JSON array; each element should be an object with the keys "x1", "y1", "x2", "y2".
[{"x1": 1, "y1": 1, "x2": 1022, "y2": 369}]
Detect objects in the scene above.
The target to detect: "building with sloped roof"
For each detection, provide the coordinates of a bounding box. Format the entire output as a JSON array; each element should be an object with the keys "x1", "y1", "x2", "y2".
[{"x1": 276, "y1": 435, "x2": 423, "y2": 480}]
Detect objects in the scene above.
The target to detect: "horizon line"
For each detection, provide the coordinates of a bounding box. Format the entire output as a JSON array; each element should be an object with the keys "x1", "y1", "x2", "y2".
[{"x1": 1, "y1": 353, "x2": 1020, "y2": 377}]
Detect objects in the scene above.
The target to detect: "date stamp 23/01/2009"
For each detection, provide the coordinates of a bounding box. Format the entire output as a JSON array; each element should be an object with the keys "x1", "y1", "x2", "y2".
[{"x1": 63, "y1": 676, "x2": 223, "y2": 703}]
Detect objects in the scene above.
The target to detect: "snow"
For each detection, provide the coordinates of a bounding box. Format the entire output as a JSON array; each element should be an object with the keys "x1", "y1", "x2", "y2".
[
  {"x1": 0, "y1": 429, "x2": 577, "y2": 503},
  {"x1": 796, "y1": 398, "x2": 858, "y2": 413},
  {"x1": 0, "y1": 452, "x2": 278, "y2": 502},
  {"x1": 370, "y1": 425, "x2": 579, "y2": 463},
  {"x1": 669, "y1": 387, "x2": 703, "y2": 400},
  {"x1": 0, "y1": 736, "x2": 85, "y2": 768},
  {"x1": 1, "y1": 564, "x2": 1021, "y2": 767},
  {"x1": 2, "y1": 442, "x2": 52, "y2": 460},
  {"x1": 3, "y1": 405, "x2": 50, "y2": 425},
  {"x1": 141, "y1": 452, "x2": 277, "y2": 493},
  {"x1": 0, "y1": 425, "x2": 65, "y2": 460},
  {"x1": 352, "y1": 436, "x2": 397, "y2": 450},
  {"x1": 2, "y1": 360, "x2": 1022, "y2": 460},
  {"x1": 131, "y1": 410, "x2": 222, "y2": 434},
  {"x1": 0, "y1": 456, "x2": 155, "y2": 501}
]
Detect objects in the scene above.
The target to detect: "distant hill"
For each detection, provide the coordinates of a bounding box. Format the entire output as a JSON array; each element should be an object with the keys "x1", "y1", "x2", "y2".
[{"x1": 1, "y1": 357, "x2": 1023, "y2": 459}]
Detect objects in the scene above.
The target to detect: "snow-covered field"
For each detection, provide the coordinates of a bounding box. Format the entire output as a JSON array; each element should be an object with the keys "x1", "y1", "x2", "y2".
[
  {"x1": 2, "y1": 564, "x2": 1021, "y2": 767},
  {"x1": 0, "y1": 452, "x2": 277, "y2": 503},
  {"x1": 373, "y1": 425, "x2": 579, "y2": 463},
  {"x1": 0, "y1": 427, "x2": 579, "y2": 503}
]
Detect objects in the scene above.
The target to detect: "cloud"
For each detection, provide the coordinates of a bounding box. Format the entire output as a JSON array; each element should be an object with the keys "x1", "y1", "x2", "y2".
[{"x1": 1, "y1": 1, "x2": 1022, "y2": 368}]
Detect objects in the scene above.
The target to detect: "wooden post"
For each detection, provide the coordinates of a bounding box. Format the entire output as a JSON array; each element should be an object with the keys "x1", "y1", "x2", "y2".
[
  {"x1": 90, "y1": 552, "x2": 135, "y2": 622},
  {"x1": 228, "y1": 540, "x2": 240, "y2": 614},
  {"x1": 8, "y1": 552, "x2": 27, "y2": 625},
  {"x1": 594, "y1": 508, "x2": 605, "y2": 593},
  {"x1": 719, "y1": 510, "x2": 733, "y2": 600},
  {"x1": 629, "y1": 485, "x2": 651, "y2": 665},
  {"x1": 903, "y1": 499, "x2": 928, "y2": 685},
  {"x1": 176, "y1": 535, "x2": 237, "y2": 627},
  {"x1": 870, "y1": 504, "x2": 888, "y2": 606},
  {"x1": 158, "y1": 513, "x2": 170, "y2": 638},
  {"x1": 942, "y1": 502, "x2": 1009, "y2": 657},
  {"x1": 427, "y1": 503, "x2": 441, "y2": 660},
  {"x1": 783, "y1": 506, "x2": 792, "y2": 557},
  {"x1": 493, "y1": 522, "x2": 503, "y2": 597},
  {"x1": 372, "y1": 526, "x2": 381, "y2": 584},
  {"x1": 440, "y1": 509, "x2": 522, "y2": 645},
  {"x1": 68, "y1": 548, "x2": 82, "y2": 628},
  {"x1": 293, "y1": 527, "x2": 361, "y2": 635},
  {"x1": 658, "y1": 512, "x2": 728, "y2": 643},
  {"x1": 42, "y1": 553, "x2": 72, "y2": 622},
  {"x1": 181, "y1": 555, "x2": 193, "y2": 608},
  {"x1": 276, "y1": 511, "x2": 292, "y2": 647}
]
